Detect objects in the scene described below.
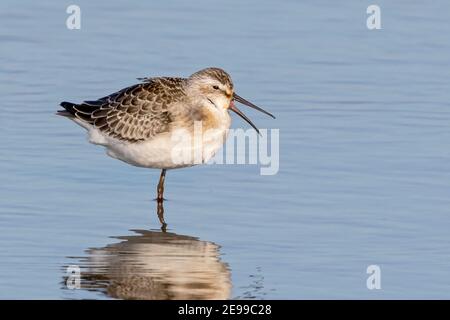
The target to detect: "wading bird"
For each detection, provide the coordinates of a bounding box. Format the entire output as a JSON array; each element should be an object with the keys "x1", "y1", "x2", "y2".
[{"x1": 57, "y1": 67, "x2": 274, "y2": 206}]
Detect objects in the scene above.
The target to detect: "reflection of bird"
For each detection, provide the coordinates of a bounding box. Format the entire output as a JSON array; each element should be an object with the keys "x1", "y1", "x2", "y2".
[
  {"x1": 72, "y1": 230, "x2": 232, "y2": 300},
  {"x1": 57, "y1": 68, "x2": 274, "y2": 201}
]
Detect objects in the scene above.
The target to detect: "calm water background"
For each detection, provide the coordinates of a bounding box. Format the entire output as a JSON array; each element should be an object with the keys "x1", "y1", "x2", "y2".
[{"x1": 1, "y1": 0, "x2": 450, "y2": 299}]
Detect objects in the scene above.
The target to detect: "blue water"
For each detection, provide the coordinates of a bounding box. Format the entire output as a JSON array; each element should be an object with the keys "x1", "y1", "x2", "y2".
[{"x1": 1, "y1": 0, "x2": 450, "y2": 299}]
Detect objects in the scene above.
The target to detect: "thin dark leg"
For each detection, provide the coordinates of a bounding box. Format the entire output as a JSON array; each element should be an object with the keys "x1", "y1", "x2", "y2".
[
  {"x1": 157, "y1": 169, "x2": 166, "y2": 202},
  {"x1": 156, "y1": 169, "x2": 167, "y2": 231}
]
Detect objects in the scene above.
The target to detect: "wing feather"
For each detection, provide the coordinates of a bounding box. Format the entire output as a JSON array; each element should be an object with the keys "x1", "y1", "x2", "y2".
[{"x1": 71, "y1": 78, "x2": 185, "y2": 142}]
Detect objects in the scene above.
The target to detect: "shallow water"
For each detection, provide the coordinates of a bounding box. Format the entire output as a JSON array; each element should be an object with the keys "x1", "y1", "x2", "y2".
[{"x1": 1, "y1": 1, "x2": 450, "y2": 299}]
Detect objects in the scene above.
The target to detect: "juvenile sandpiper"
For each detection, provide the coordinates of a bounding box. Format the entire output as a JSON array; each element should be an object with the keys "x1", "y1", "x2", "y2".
[{"x1": 57, "y1": 67, "x2": 275, "y2": 206}]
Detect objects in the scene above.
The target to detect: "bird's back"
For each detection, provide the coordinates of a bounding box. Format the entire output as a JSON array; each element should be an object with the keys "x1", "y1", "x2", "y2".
[{"x1": 59, "y1": 77, "x2": 188, "y2": 142}]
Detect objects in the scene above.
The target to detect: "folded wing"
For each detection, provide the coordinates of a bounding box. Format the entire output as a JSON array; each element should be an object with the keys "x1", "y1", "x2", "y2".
[{"x1": 60, "y1": 78, "x2": 185, "y2": 142}]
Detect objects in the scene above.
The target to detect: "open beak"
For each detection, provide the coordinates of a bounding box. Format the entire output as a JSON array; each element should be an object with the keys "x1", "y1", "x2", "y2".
[{"x1": 229, "y1": 93, "x2": 275, "y2": 134}]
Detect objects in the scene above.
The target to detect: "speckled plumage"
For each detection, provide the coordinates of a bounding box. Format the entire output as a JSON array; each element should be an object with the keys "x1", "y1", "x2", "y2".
[
  {"x1": 60, "y1": 68, "x2": 235, "y2": 143},
  {"x1": 62, "y1": 77, "x2": 184, "y2": 142}
]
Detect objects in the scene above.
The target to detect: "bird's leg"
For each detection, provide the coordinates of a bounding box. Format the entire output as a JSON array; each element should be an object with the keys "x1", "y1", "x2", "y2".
[
  {"x1": 156, "y1": 169, "x2": 167, "y2": 232},
  {"x1": 157, "y1": 169, "x2": 167, "y2": 202}
]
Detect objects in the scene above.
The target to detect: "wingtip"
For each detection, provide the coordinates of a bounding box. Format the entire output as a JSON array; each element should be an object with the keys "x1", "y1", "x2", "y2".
[
  {"x1": 60, "y1": 101, "x2": 74, "y2": 107},
  {"x1": 55, "y1": 110, "x2": 73, "y2": 118}
]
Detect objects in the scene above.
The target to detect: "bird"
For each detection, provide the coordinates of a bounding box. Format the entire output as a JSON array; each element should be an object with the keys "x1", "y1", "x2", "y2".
[
  {"x1": 57, "y1": 67, "x2": 275, "y2": 203},
  {"x1": 71, "y1": 229, "x2": 231, "y2": 299}
]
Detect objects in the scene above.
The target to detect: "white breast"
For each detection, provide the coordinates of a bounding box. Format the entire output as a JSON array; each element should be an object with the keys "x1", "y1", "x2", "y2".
[{"x1": 86, "y1": 114, "x2": 231, "y2": 170}]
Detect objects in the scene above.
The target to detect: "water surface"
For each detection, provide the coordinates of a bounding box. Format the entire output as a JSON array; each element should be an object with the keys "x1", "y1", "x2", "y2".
[{"x1": 1, "y1": 0, "x2": 450, "y2": 299}]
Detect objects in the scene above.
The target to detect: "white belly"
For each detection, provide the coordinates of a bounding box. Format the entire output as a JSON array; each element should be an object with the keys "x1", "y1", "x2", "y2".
[
  {"x1": 72, "y1": 104, "x2": 231, "y2": 170},
  {"x1": 88, "y1": 126, "x2": 229, "y2": 169}
]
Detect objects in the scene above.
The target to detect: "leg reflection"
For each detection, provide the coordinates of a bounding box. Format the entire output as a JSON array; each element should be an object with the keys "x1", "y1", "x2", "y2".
[{"x1": 157, "y1": 199, "x2": 167, "y2": 232}]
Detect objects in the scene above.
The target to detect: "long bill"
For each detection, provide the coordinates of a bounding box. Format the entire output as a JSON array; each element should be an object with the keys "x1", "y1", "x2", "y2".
[
  {"x1": 233, "y1": 93, "x2": 275, "y2": 119},
  {"x1": 229, "y1": 101, "x2": 261, "y2": 134},
  {"x1": 229, "y1": 93, "x2": 275, "y2": 134}
]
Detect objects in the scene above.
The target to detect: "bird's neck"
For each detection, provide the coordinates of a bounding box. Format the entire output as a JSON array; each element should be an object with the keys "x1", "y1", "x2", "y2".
[{"x1": 199, "y1": 104, "x2": 231, "y2": 132}]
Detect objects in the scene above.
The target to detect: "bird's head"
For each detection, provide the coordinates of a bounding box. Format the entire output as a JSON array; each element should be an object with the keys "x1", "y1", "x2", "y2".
[
  {"x1": 186, "y1": 67, "x2": 275, "y2": 133},
  {"x1": 187, "y1": 67, "x2": 234, "y2": 112}
]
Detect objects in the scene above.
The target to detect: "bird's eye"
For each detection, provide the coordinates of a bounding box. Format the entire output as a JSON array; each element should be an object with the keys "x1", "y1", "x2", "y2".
[{"x1": 212, "y1": 85, "x2": 219, "y2": 90}]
